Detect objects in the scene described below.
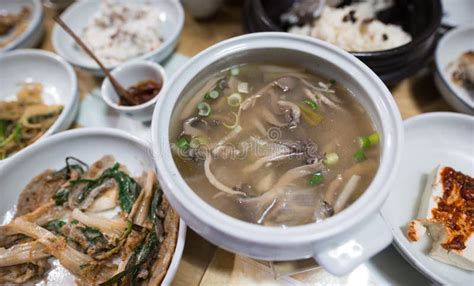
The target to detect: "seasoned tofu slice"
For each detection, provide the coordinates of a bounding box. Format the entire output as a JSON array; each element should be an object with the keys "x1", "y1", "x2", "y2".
[{"x1": 407, "y1": 166, "x2": 474, "y2": 271}]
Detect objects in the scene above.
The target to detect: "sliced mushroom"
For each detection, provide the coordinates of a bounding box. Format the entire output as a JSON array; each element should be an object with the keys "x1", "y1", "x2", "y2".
[
  {"x1": 182, "y1": 117, "x2": 208, "y2": 137},
  {"x1": 278, "y1": 100, "x2": 301, "y2": 129},
  {"x1": 273, "y1": 76, "x2": 298, "y2": 92}
]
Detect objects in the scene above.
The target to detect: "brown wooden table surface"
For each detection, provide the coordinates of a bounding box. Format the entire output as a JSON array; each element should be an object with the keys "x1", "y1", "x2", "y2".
[{"x1": 38, "y1": 3, "x2": 454, "y2": 285}]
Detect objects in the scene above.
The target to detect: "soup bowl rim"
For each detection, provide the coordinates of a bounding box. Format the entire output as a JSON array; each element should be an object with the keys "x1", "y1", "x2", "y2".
[{"x1": 152, "y1": 32, "x2": 403, "y2": 244}]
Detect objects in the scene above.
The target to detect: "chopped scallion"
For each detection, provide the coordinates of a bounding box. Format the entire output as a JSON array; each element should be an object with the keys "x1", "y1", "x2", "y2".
[
  {"x1": 197, "y1": 102, "x2": 211, "y2": 116},
  {"x1": 368, "y1": 132, "x2": 380, "y2": 145},
  {"x1": 209, "y1": 90, "x2": 219, "y2": 99},
  {"x1": 303, "y1": 99, "x2": 319, "y2": 111},
  {"x1": 309, "y1": 172, "x2": 324, "y2": 186},
  {"x1": 323, "y1": 153, "x2": 339, "y2": 165},
  {"x1": 217, "y1": 79, "x2": 227, "y2": 90},
  {"x1": 358, "y1": 132, "x2": 380, "y2": 149},
  {"x1": 353, "y1": 150, "x2": 366, "y2": 162},
  {"x1": 238, "y1": 82, "x2": 249, "y2": 93},
  {"x1": 190, "y1": 137, "x2": 209, "y2": 148},
  {"x1": 227, "y1": 93, "x2": 242, "y2": 107},
  {"x1": 358, "y1": 136, "x2": 371, "y2": 149},
  {"x1": 176, "y1": 137, "x2": 189, "y2": 151},
  {"x1": 230, "y1": 67, "x2": 240, "y2": 76}
]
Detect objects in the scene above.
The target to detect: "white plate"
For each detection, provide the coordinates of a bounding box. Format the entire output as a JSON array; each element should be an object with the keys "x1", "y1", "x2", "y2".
[
  {"x1": 0, "y1": 49, "x2": 79, "y2": 164},
  {"x1": 381, "y1": 112, "x2": 474, "y2": 285},
  {"x1": 0, "y1": 0, "x2": 44, "y2": 52},
  {"x1": 0, "y1": 128, "x2": 186, "y2": 285},
  {"x1": 434, "y1": 26, "x2": 474, "y2": 114},
  {"x1": 441, "y1": 0, "x2": 474, "y2": 27},
  {"x1": 52, "y1": 0, "x2": 184, "y2": 76}
]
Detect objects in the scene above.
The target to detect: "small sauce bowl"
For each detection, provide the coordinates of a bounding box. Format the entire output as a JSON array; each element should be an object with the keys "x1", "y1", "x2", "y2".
[{"x1": 101, "y1": 60, "x2": 166, "y2": 121}]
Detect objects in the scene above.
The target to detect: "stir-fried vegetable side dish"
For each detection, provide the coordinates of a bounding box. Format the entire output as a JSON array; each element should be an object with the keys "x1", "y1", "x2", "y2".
[
  {"x1": 0, "y1": 156, "x2": 179, "y2": 285},
  {"x1": 0, "y1": 6, "x2": 31, "y2": 48},
  {"x1": 171, "y1": 64, "x2": 380, "y2": 226},
  {"x1": 0, "y1": 83, "x2": 62, "y2": 160}
]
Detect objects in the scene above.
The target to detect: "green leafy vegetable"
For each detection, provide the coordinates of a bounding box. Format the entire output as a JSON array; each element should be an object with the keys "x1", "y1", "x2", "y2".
[
  {"x1": 45, "y1": 219, "x2": 66, "y2": 234},
  {"x1": 83, "y1": 226, "x2": 105, "y2": 243},
  {"x1": 13, "y1": 123, "x2": 22, "y2": 144},
  {"x1": 99, "y1": 231, "x2": 159, "y2": 286},
  {"x1": 0, "y1": 120, "x2": 7, "y2": 141},
  {"x1": 149, "y1": 188, "x2": 163, "y2": 222},
  {"x1": 72, "y1": 163, "x2": 141, "y2": 213},
  {"x1": 53, "y1": 190, "x2": 69, "y2": 206}
]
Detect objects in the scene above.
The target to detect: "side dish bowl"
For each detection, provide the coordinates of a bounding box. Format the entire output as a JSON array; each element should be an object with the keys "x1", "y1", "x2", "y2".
[
  {"x1": 152, "y1": 32, "x2": 403, "y2": 276},
  {"x1": 242, "y1": 0, "x2": 442, "y2": 85},
  {"x1": 52, "y1": 0, "x2": 184, "y2": 76},
  {"x1": 0, "y1": 128, "x2": 186, "y2": 285},
  {"x1": 101, "y1": 60, "x2": 167, "y2": 121},
  {"x1": 0, "y1": 49, "x2": 79, "y2": 164},
  {"x1": 434, "y1": 25, "x2": 474, "y2": 114},
  {"x1": 0, "y1": 0, "x2": 44, "y2": 52}
]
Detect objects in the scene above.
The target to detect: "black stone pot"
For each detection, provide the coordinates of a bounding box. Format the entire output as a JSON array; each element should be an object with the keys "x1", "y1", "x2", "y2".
[{"x1": 242, "y1": 0, "x2": 442, "y2": 85}]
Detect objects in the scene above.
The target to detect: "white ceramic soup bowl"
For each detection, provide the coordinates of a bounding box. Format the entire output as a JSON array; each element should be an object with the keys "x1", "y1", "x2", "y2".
[
  {"x1": 0, "y1": 128, "x2": 186, "y2": 285},
  {"x1": 0, "y1": 49, "x2": 79, "y2": 165},
  {"x1": 152, "y1": 32, "x2": 403, "y2": 276}
]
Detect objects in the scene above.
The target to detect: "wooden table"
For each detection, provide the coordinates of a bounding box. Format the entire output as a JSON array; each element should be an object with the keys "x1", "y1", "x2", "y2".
[{"x1": 39, "y1": 3, "x2": 454, "y2": 285}]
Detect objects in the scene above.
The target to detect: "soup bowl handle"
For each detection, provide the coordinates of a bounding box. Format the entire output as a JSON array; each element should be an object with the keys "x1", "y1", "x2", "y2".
[{"x1": 312, "y1": 212, "x2": 392, "y2": 276}]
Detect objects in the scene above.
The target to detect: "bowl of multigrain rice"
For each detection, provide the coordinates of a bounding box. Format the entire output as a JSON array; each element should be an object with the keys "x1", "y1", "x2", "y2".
[
  {"x1": 52, "y1": 0, "x2": 184, "y2": 76},
  {"x1": 243, "y1": 0, "x2": 442, "y2": 85}
]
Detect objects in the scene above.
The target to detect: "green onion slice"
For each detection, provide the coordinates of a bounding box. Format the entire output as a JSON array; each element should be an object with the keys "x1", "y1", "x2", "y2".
[
  {"x1": 227, "y1": 93, "x2": 242, "y2": 107},
  {"x1": 353, "y1": 150, "x2": 366, "y2": 162},
  {"x1": 303, "y1": 99, "x2": 319, "y2": 111},
  {"x1": 190, "y1": 136, "x2": 209, "y2": 148},
  {"x1": 323, "y1": 153, "x2": 339, "y2": 165},
  {"x1": 176, "y1": 137, "x2": 189, "y2": 151},
  {"x1": 309, "y1": 172, "x2": 324, "y2": 186},
  {"x1": 197, "y1": 102, "x2": 211, "y2": 116},
  {"x1": 358, "y1": 132, "x2": 380, "y2": 149},
  {"x1": 230, "y1": 67, "x2": 240, "y2": 76},
  {"x1": 209, "y1": 90, "x2": 219, "y2": 99}
]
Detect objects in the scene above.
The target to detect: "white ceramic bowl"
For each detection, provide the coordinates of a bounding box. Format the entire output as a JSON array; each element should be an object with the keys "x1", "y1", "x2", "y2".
[
  {"x1": 0, "y1": 0, "x2": 44, "y2": 52},
  {"x1": 152, "y1": 32, "x2": 404, "y2": 276},
  {"x1": 0, "y1": 128, "x2": 186, "y2": 285},
  {"x1": 52, "y1": 0, "x2": 184, "y2": 76},
  {"x1": 0, "y1": 49, "x2": 79, "y2": 164},
  {"x1": 101, "y1": 60, "x2": 166, "y2": 122},
  {"x1": 434, "y1": 25, "x2": 474, "y2": 114},
  {"x1": 382, "y1": 112, "x2": 474, "y2": 285}
]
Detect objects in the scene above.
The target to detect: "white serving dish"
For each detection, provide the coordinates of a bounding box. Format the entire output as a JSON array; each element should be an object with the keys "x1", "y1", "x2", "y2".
[
  {"x1": 52, "y1": 0, "x2": 184, "y2": 76},
  {"x1": 152, "y1": 32, "x2": 404, "y2": 276},
  {"x1": 0, "y1": 128, "x2": 186, "y2": 285},
  {"x1": 0, "y1": 49, "x2": 79, "y2": 164},
  {"x1": 0, "y1": 0, "x2": 44, "y2": 52},
  {"x1": 101, "y1": 60, "x2": 166, "y2": 122},
  {"x1": 434, "y1": 25, "x2": 474, "y2": 114},
  {"x1": 382, "y1": 112, "x2": 474, "y2": 285},
  {"x1": 441, "y1": 0, "x2": 474, "y2": 28}
]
